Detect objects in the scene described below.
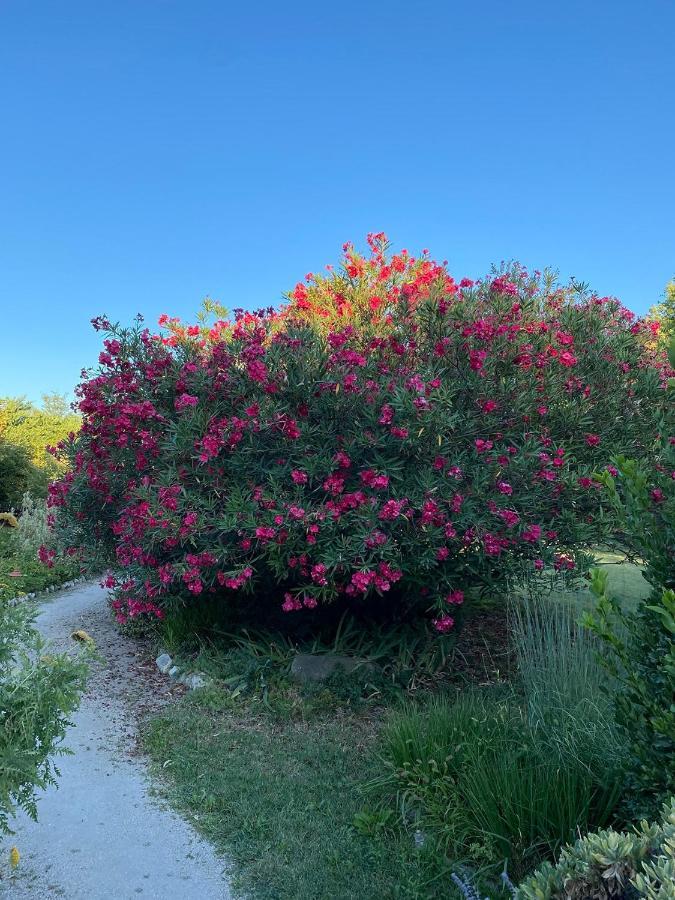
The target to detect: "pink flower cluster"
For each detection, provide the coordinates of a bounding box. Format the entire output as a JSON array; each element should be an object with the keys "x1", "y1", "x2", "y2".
[{"x1": 48, "y1": 236, "x2": 671, "y2": 629}]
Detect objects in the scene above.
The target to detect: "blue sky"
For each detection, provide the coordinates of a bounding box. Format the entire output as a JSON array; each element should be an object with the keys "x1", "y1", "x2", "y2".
[{"x1": 1, "y1": 0, "x2": 673, "y2": 405}]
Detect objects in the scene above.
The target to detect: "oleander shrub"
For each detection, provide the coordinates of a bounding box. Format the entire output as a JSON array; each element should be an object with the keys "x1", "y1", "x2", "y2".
[
  {"x1": 51, "y1": 236, "x2": 672, "y2": 628},
  {"x1": 0, "y1": 598, "x2": 88, "y2": 833}
]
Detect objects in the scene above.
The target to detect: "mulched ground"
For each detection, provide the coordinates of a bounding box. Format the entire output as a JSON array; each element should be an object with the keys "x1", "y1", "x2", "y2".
[{"x1": 451, "y1": 607, "x2": 513, "y2": 685}]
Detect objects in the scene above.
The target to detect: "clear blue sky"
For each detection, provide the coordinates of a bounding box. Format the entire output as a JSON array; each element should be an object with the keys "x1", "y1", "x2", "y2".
[{"x1": 1, "y1": 0, "x2": 673, "y2": 405}]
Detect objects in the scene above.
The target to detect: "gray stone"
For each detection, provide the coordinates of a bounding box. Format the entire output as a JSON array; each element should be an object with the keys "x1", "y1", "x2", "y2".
[
  {"x1": 155, "y1": 653, "x2": 172, "y2": 675},
  {"x1": 168, "y1": 665, "x2": 181, "y2": 680},
  {"x1": 290, "y1": 653, "x2": 373, "y2": 682},
  {"x1": 184, "y1": 673, "x2": 209, "y2": 690}
]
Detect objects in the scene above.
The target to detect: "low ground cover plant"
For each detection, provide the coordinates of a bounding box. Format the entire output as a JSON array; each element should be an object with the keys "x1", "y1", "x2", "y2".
[
  {"x1": 515, "y1": 796, "x2": 675, "y2": 900},
  {"x1": 51, "y1": 236, "x2": 671, "y2": 634}
]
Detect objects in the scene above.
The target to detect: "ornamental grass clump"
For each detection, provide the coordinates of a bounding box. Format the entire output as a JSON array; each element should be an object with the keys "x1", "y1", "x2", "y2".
[
  {"x1": 376, "y1": 597, "x2": 623, "y2": 878},
  {"x1": 49, "y1": 235, "x2": 672, "y2": 630}
]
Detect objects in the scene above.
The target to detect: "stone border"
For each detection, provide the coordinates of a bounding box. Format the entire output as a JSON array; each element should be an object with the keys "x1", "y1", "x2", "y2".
[
  {"x1": 5, "y1": 574, "x2": 91, "y2": 607},
  {"x1": 155, "y1": 652, "x2": 211, "y2": 691}
]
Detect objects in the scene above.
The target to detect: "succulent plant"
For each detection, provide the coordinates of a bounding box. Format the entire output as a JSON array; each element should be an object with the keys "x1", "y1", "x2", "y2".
[{"x1": 514, "y1": 798, "x2": 675, "y2": 900}]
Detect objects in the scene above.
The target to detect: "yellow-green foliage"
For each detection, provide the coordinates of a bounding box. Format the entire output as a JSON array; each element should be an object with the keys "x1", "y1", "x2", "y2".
[
  {"x1": 646, "y1": 279, "x2": 675, "y2": 349},
  {"x1": 0, "y1": 394, "x2": 79, "y2": 475}
]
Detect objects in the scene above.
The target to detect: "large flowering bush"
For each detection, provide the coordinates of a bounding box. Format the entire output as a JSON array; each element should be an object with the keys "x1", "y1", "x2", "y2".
[{"x1": 51, "y1": 236, "x2": 671, "y2": 629}]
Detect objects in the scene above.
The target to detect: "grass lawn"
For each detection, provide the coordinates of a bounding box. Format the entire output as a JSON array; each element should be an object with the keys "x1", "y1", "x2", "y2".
[
  {"x1": 140, "y1": 554, "x2": 650, "y2": 900},
  {"x1": 143, "y1": 691, "x2": 450, "y2": 899},
  {"x1": 544, "y1": 550, "x2": 651, "y2": 610}
]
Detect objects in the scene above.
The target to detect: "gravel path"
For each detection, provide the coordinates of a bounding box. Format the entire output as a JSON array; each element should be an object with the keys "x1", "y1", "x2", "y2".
[{"x1": 2, "y1": 581, "x2": 233, "y2": 900}]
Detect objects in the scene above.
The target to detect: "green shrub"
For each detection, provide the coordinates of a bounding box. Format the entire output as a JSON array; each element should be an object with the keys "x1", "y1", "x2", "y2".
[
  {"x1": 374, "y1": 598, "x2": 623, "y2": 878},
  {"x1": 585, "y1": 432, "x2": 675, "y2": 818},
  {"x1": 0, "y1": 598, "x2": 87, "y2": 833},
  {"x1": 0, "y1": 441, "x2": 48, "y2": 511},
  {"x1": 13, "y1": 493, "x2": 53, "y2": 557},
  {"x1": 0, "y1": 493, "x2": 81, "y2": 602},
  {"x1": 0, "y1": 554, "x2": 80, "y2": 602},
  {"x1": 585, "y1": 569, "x2": 675, "y2": 820},
  {"x1": 515, "y1": 796, "x2": 675, "y2": 900},
  {"x1": 53, "y1": 239, "x2": 671, "y2": 632},
  {"x1": 0, "y1": 521, "x2": 80, "y2": 603}
]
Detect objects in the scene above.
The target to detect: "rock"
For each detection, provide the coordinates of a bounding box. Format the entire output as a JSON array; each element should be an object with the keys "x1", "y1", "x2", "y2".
[
  {"x1": 183, "y1": 673, "x2": 209, "y2": 690},
  {"x1": 71, "y1": 629, "x2": 95, "y2": 646},
  {"x1": 290, "y1": 653, "x2": 373, "y2": 682},
  {"x1": 168, "y1": 665, "x2": 181, "y2": 680},
  {"x1": 155, "y1": 653, "x2": 172, "y2": 675}
]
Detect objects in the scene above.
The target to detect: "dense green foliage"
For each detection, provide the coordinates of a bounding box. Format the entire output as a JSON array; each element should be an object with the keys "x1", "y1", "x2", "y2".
[
  {"x1": 0, "y1": 395, "x2": 79, "y2": 512},
  {"x1": 0, "y1": 442, "x2": 48, "y2": 510},
  {"x1": 52, "y1": 240, "x2": 672, "y2": 634},
  {"x1": 0, "y1": 598, "x2": 87, "y2": 834},
  {"x1": 585, "y1": 440, "x2": 675, "y2": 818},
  {"x1": 0, "y1": 498, "x2": 80, "y2": 602},
  {"x1": 0, "y1": 395, "x2": 79, "y2": 476}
]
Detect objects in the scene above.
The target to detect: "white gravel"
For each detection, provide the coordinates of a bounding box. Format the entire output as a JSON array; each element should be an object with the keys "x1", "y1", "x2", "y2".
[{"x1": 1, "y1": 581, "x2": 233, "y2": 899}]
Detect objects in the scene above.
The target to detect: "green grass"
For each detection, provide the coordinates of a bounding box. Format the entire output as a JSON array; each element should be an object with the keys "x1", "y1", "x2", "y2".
[
  {"x1": 143, "y1": 690, "x2": 452, "y2": 899},
  {"x1": 139, "y1": 551, "x2": 650, "y2": 899},
  {"x1": 535, "y1": 551, "x2": 650, "y2": 611}
]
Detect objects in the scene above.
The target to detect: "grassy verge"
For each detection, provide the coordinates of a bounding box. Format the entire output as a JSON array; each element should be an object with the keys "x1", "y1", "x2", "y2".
[
  {"x1": 143, "y1": 688, "x2": 451, "y2": 899},
  {"x1": 140, "y1": 555, "x2": 648, "y2": 899}
]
